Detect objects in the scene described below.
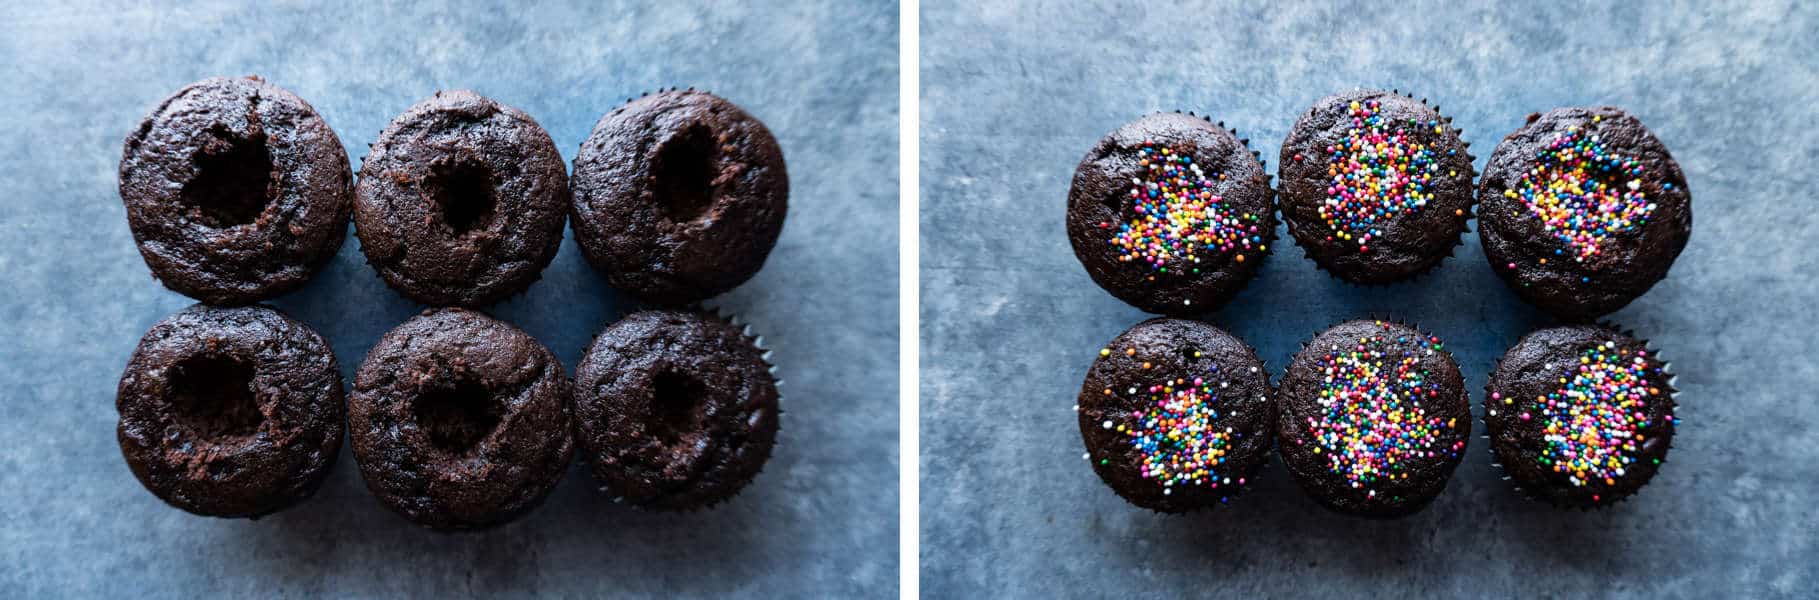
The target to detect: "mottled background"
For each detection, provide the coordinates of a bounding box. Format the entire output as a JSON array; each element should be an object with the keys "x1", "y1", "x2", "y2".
[
  {"x1": 921, "y1": 1, "x2": 1815, "y2": 597},
  {"x1": 0, "y1": 1, "x2": 897, "y2": 596}
]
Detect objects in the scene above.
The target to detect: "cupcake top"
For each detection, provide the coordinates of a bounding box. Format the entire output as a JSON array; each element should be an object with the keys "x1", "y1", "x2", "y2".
[
  {"x1": 570, "y1": 89, "x2": 788, "y2": 306},
  {"x1": 116, "y1": 304, "x2": 343, "y2": 518},
  {"x1": 1478, "y1": 107, "x2": 1692, "y2": 320},
  {"x1": 1485, "y1": 325, "x2": 1677, "y2": 509},
  {"x1": 572, "y1": 309, "x2": 781, "y2": 511},
  {"x1": 1277, "y1": 90, "x2": 1476, "y2": 284},
  {"x1": 348, "y1": 308, "x2": 574, "y2": 530},
  {"x1": 119, "y1": 76, "x2": 353, "y2": 305},
  {"x1": 354, "y1": 90, "x2": 569, "y2": 307},
  {"x1": 1276, "y1": 319, "x2": 1469, "y2": 517},
  {"x1": 1066, "y1": 112, "x2": 1276, "y2": 314},
  {"x1": 1075, "y1": 318, "x2": 1274, "y2": 512}
]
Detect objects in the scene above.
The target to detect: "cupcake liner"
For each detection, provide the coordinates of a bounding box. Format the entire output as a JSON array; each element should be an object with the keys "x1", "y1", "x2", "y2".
[
  {"x1": 591, "y1": 305, "x2": 783, "y2": 512},
  {"x1": 1480, "y1": 321, "x2": 1677, "y2": 510},
  {"x1": 1075, "y1": 317, "x2": 1276, "y2": 513},
  {"x1": 1283, "y1": 89, "x2": 1478, "y2": 288}
]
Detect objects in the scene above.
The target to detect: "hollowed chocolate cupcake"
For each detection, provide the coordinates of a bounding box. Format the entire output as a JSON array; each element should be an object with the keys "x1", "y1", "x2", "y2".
[
  {"x1": 116, "y1": 304, "x2": 344, "y2": 518},
  {"x1": 119, "y1": 76, "x2": 353, "y2": 305},
  {"x1": 572, "y1": 309, "x2": 781, "y2": 510},
  {"x1": 348, "y1": 308, "x2": 573, "y2": 530},
  {"x1": 570, "y1": 89, "x2": 789, "y2": 305},
  {"x1": 1066, "y1": 112, "x2": 1276, "y2": 315},
  {"x1": 354, "y1": 90, "x2": 569, "y2": 307}
]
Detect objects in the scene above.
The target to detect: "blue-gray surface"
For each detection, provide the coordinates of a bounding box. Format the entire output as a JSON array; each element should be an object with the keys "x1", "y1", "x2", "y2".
[
  {"x1": 921, "y1": 1, "x2": 1816, "y2": 597},
  {"x1": 0, "y1": 2, "x2": 897, "y2": 597}
]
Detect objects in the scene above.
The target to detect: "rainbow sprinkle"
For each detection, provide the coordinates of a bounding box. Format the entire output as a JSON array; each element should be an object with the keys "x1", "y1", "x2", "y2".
[
  {"x1": 1106, "y1": 141, "x2": 1265, "y2": 275},
  {"x1": 1529, "y1": 341, "x2": 1669, "y2": 493},
  {"x1": 1305, "y1": 326, "x2": 1462, "y2": 498},
  {"x1": 1122, "y1": 378, "x2": 1236, "y2": 493},
  {"x1": 1507, "y1": 123, "x2": 1658, "y2": 261},
  {"x1": 1318, "y1": 99, "x2": 1443, "y2": 254}
]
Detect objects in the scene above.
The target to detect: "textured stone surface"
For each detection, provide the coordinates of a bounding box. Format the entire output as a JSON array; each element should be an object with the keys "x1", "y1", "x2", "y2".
[
  {"x1": 921, "y1": 1, "x2": 1817, "y2": 597},
  {"x1": 0, "y1": 2, "x2": 897, "y2": 596}
]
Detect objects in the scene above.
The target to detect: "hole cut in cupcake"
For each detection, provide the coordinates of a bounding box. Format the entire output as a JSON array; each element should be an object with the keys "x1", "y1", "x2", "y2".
[
  {"x1": 423, "y1": 157, "x2": 498, "y2": 235},
  {"x1": 648, "y1": 369, "x2": 709, "y2": 446},
  {"x1": 1178, "y1": 343, "x2": 1203, "y2": 363},
  {"x1": 168, "y1": 354, "x2": 264, "y2": 441},
  {"x1": 651, "y1": 124, "x2": 719, "y2": 222},
  {"x1": 181, "y1": 132, "x2": 275, "y2": 228},
  {"x1": 415, "y1": 378, "x2": 504, "y2": 455}
]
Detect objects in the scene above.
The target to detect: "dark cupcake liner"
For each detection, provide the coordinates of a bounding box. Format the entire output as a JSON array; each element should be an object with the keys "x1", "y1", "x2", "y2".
[
  {"x1": 1480, "y1": 321, "x2": 1678, "y2": 511},
  {"x1": 1075, "y1": 316, "x2": 1277, "y2": 514},
  {"x1": 1283, "y1": 89, "x2": 1479, "y2": 288}
]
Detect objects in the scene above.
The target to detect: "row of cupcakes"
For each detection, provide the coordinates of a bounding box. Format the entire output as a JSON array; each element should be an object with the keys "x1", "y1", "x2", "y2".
[
  {"x1": 118, "y1": 75, "x2": 788, "y2": 309},
  {"x1": 117, "y1": 304, "x2": 779, "y2": 528},
  {"x1": 1075, "y1": 317, "x2": 1676, "y2": 516},
  {"x1": 1065, "y1": 89, "x2": 1692, "y2": 320}
]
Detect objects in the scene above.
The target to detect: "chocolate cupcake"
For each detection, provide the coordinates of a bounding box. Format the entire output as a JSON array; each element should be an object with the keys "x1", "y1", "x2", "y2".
[
  {"x1": 354, "y1": 90, "x2": 569, "y2": 307},
  {"x1": 348, "y1": 308, "x2": 573, "y2": 530},
  {"x1": 119, "y1": 76, "x2": 353, "y2": 305},
  {"x1": 572, "y1": 309, "x2": 781, "y2": 510},
  {"x1": 1066, "y1": 112, "x2": 1276, "y2": 314},
  {"x1": 570, "y1": 89, "x2": 788, "y2": 305},
  {"x1": 1075, "y1": 318, "x2": 1274, "y2": 512},
  {"x1": 116, "y1": 304, "x2": 343, "y2": 518},
  {"x1": 1277, "y1": 90, "x2": 1475, "y2": 283},
  {"x1": 1485, "y1": 325, "x2": 1677, "y2": 509},
  {"x1": 1478, "y1": 107, "x2": 1692, "y2": 320},
  {"x1": 1276, "y1": 319, "x2": 1469, "y2": 517}
]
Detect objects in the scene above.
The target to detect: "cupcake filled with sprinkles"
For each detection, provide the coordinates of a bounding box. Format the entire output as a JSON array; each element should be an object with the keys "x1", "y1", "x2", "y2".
[
  {"x1": 1276, "y1": 319, "x2": 1469, "y2": 517},
  {"x1": 1276, "y1": 89, "x2": 1476, "y2": 284},
  {"x1": 1478, "y1": 107, "x2": 1692, "y2": 320},
  {"x1": 1485, "y1": 325, "x2": 1677, "y2": 509},
  {"x1": 1075, "y1": 318, "x2": 1274, "y2": 512},
  {"x1": 1066, "y1": 112, "x2": 1276, "y2": 315}
]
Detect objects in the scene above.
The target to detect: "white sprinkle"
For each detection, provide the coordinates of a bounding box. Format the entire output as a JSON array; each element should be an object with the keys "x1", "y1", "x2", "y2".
[
  {"x1": 1102, "y1": 420, "x2": 1113, "y2": 429},
  {"x1": 1072, "y1": 405, "x2": 1079, "y2": 412},
  {"x1": 1082, "y1": 452, "x2": 1090, "y2": 461},
  {"x1": 1627, "y1": 179, "x2": 1641, "y2": 190},
  {"x1": 1163, "y1": 488, "x2": 1173, "y2": 495},
  {"x1": 1249, "y1": 366, "x2": 1258, "y2": 373}
]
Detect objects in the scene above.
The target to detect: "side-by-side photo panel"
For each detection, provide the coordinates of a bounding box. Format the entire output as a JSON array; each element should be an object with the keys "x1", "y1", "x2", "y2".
[
  {"x1": 920, "y1": 1, "x2": 1815, "y2": 597},
  {"x1": 0, "y1": 1, "x2": 899, "y2": 597}
]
